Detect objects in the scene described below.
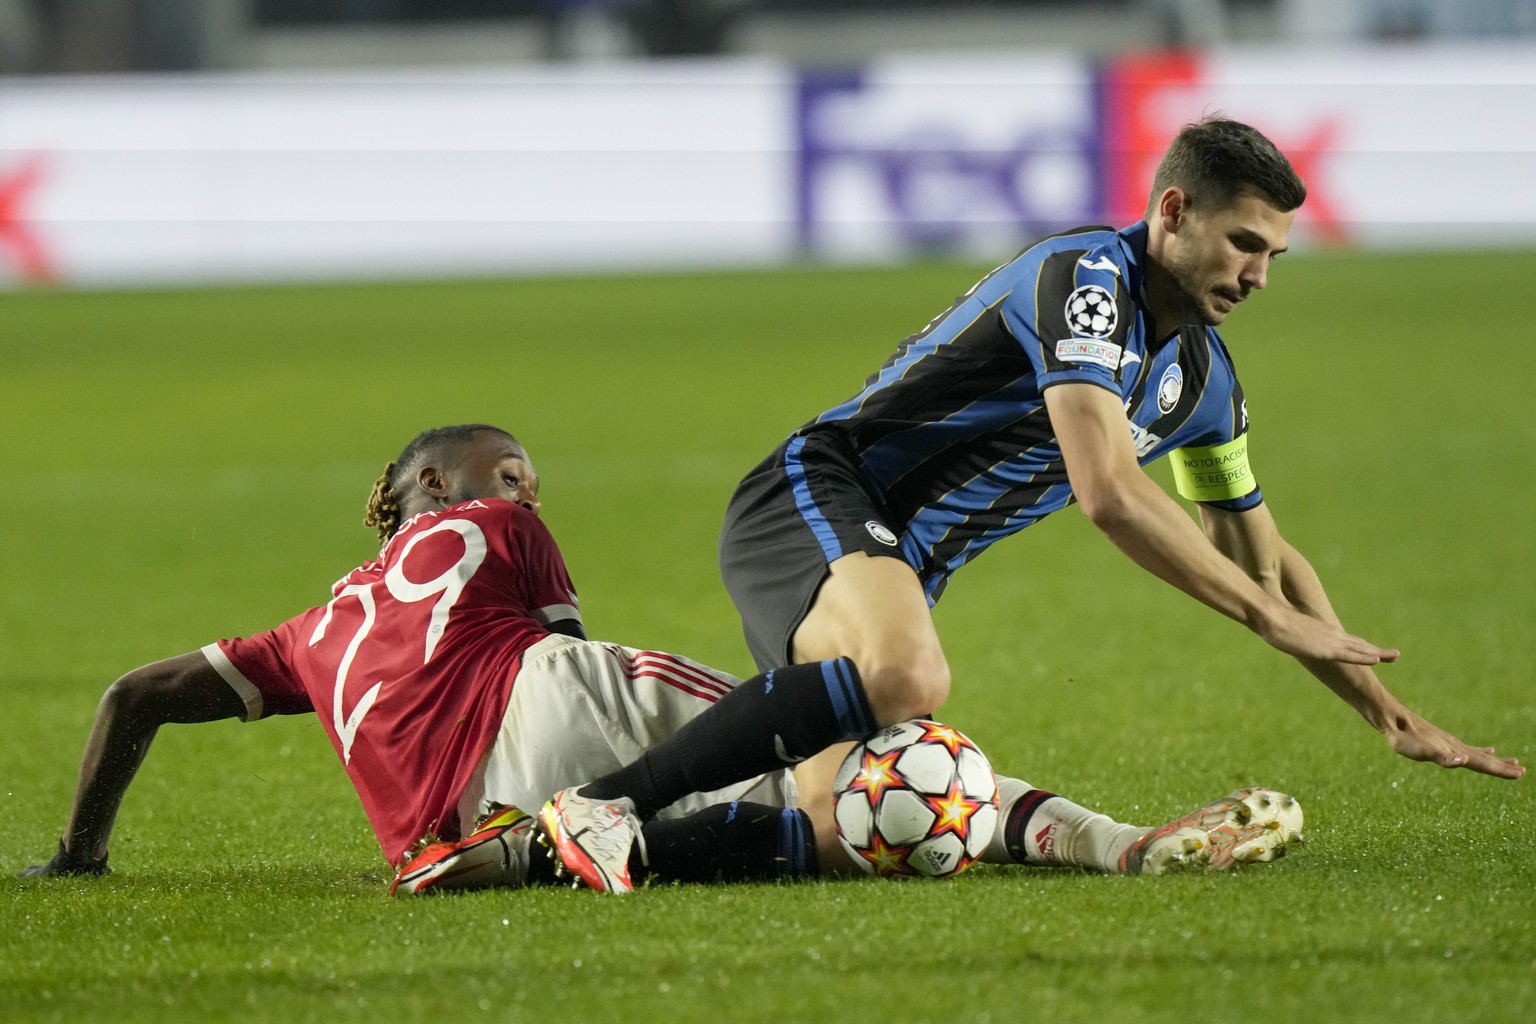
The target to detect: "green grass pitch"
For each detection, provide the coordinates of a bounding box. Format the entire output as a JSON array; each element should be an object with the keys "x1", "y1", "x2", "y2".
[{"x1": 2, "y1": 250, "x2": 1534, "y2": 1022}]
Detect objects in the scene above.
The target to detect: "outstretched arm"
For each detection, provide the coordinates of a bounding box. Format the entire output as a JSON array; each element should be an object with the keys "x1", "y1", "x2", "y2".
[
  {"x1": 1201, "y1": 501, "x2": 1524, "y2": 780},
  {"x1": 20, "y1": 651, "x2": 246, "y2": 877},
  {"x1": 1045, "y1": 382, "x2": 1397, "y2": 665}
]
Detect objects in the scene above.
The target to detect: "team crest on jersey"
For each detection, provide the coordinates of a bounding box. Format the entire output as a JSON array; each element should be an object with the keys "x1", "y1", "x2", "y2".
[
  {"x1": 1157, "y1": 363, "x2": 1184, "y2": 414},
  {"x1": 865, "y1": 521, "x2": 899, "y2": 547},
  {"x1": 1065, "y1": 284, "x2": 1118, "y2": 339}
]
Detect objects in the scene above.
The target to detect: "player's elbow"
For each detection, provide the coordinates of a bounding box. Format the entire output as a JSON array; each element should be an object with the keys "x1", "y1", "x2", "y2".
[
  {"x1": 1073, "y1": 480, "x2": 1139, "y2": 533},
  {"x1": 100, "y1": 666, "x2": 167, "y2": 721},
  {"x1": 100, "y1": 659, "x2": 198, "y2": 724}
]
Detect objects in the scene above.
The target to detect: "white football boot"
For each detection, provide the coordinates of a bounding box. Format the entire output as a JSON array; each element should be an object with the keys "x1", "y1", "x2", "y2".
[
  {"x1": 1119, "y1": 788, "x2": 1304, "y2": 875},
  {"x1": 537, "y1": 788, "x2": 641, "y2": 894}
]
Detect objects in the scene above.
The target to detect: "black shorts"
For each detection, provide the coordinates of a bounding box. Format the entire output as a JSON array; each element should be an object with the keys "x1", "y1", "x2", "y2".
[{"x1": 718, "y1": 430, "x2": 909, "y2": 673}]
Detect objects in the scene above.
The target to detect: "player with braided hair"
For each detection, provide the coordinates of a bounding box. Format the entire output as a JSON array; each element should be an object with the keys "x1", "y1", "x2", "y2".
[
  {"x1": 362, "y1": 464, "x2": 401, "y2": 542},
  {"x1": 21, "y1": 424, "x2": 818, "y2": 888},
  {"x1": 23, "y1": 423, "x2": 1305, "y2": 892},
  {"x1": 363, "y1": 423, "x2": 508, "y2": 543}
]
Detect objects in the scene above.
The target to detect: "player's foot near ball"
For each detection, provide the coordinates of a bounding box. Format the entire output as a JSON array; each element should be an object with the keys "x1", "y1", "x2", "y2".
[
  {"x1": 1119, "y1": 788, "x2": 1303, "y2": 875},
  {"x1": 390, "y1": 804, "x2": 534, "y2": 896},
  {"x1": 537, "y1": 787, "x2": 640, "y2": 894}
]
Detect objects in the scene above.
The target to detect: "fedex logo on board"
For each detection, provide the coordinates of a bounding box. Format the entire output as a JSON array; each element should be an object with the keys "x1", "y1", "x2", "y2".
[
  {"x1": 0, "y1": 155, "x2": 54, "y2": 284},
  {"x1": 794, "y1": 68, "x2": 1102, "y2": 251},
  {"x1": 794, "y1": 53, "x2": 1345, "y2": 254}
]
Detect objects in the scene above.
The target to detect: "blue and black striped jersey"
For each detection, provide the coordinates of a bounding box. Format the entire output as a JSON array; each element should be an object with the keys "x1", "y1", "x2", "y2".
[{"x1": 798, "y1": 221, "x2": 1260, "y2": 603}]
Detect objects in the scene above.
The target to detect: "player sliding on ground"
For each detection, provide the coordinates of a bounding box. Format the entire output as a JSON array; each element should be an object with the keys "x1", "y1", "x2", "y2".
[
  {"x1": 22, "y1": 425, "x2": 1302, "y2": 892},
  {"x1": 537, "y1": 116, "x2": 1523, "y2": 894}
]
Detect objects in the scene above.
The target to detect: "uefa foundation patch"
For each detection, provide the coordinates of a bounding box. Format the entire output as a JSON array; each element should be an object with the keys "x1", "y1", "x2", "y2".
[{"x1": 1055, "y1": 337, "x2": 1122, "y2": 371}]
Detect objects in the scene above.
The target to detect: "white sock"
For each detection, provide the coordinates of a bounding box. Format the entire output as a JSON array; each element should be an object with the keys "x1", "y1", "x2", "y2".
[{"x1": 984, "y1": 775, "x2": 1149, "y2": 873}]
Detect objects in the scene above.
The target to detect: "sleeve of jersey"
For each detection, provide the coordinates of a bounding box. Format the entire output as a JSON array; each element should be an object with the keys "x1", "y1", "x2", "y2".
[
  {"x1": 200, "y1": 619, "x2": 316, "y2": 723},
  {"x1": 1002, "y1": 248, "x2": 1133, "y2": 394},
  {"x1": 1169, "y1": 433, "x2": 1264, "y2": 512},
  {"x1": 509, "y1": 511, "x2": 583, "y2": 628}
]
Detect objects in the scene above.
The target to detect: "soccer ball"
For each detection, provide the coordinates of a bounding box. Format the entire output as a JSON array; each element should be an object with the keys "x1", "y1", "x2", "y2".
[
  {"x1": 1066, "y1": 284, "x2": 1117, "y2": 337},
  {"x1": 833, "y1": 719, "x2": 999, "y2": 879}
]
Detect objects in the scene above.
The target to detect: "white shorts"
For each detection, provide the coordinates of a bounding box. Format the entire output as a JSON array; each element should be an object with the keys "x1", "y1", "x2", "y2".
[{"x1": 457, "y1": 634, "x2": 797, "y2": 834}]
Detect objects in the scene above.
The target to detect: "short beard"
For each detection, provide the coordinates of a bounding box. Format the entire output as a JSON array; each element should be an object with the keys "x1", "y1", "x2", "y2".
[{"x1": 1161, "y1": 254, "x2": 1221, "y2": 327}]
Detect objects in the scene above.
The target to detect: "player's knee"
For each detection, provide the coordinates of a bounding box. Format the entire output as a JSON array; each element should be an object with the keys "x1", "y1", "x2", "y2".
[{"x1": 855, "y1": 649, "x2": 951, "y2": 725}]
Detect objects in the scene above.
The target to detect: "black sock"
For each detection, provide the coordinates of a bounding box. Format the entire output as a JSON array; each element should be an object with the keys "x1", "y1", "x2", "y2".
[
  {"x1": 632, "y1": 802, "x2": 817, "y2": 884},
  {"x1": 581, "y1": 658, "x2": 875, "y2": 820}
]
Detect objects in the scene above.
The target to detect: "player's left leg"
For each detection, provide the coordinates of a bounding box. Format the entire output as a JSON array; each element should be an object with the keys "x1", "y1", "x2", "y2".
[
  {"x1": 982, "y1": 777, "x2": 1148, "y2": 872},
  {"x1": 983, "y1": 777, "x2": 1304, "y2": 875},
  {"x1": 1118, "y1": 788, "x2": 1303, "y2": 874}
]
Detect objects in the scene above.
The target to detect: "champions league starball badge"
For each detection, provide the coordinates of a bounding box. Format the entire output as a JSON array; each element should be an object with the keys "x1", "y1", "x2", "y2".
[{"x1": 1065, "y1": 285, "x2": 1118, "y2": 338}]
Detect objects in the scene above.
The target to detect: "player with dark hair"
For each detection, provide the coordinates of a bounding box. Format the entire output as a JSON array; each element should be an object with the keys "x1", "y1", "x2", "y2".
[
  {"x1": 540, "y1": 116, "x2": 1523, "y2": 894},
  {"x1": 21, "y1": 424, "x2": 1304, "y2": 892}
]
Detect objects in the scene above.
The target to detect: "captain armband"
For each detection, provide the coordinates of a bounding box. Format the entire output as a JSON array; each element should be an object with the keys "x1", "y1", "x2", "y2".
[{"x1": 1170, "y1": 435, "x2": 1257, "y2": 503}]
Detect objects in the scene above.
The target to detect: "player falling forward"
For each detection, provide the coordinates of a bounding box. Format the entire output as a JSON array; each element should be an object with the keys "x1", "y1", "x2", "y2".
[
  {"x1": 539, "y1": 117, "x2": 1522, "y2": 893},
  {"x1": 21, "y1": 424, "x2": 1301, "y2": 893}
]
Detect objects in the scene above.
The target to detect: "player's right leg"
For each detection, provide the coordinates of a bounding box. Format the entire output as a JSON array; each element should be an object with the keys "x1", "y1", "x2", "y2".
[
  {"x1": 788, "y1": 550, "x2": 951, "y2": 722},
  {"x1": 538, "y1": 657, "x2": 883, "y2": 892},
  {"x1": 534, "y1": 647, "x2": 878, "y2": 891},
  {"x1": 539, "y1": 556, "x2": 944, "y2": 890},
  {"x1": 783, "y1": 550, "x2": 956, "y2": 872},
  {"x1": 539, "y1": 437, "x2": 945, "y2": 889}
]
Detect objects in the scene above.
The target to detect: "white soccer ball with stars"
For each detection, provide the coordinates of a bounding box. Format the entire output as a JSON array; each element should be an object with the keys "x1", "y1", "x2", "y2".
[
  {"x1": 833, "y1": 718, "x2": 999, "y2": 879},
  {"x1": 1066, "y1": 284, "x2": 1117, "y2": 337}
]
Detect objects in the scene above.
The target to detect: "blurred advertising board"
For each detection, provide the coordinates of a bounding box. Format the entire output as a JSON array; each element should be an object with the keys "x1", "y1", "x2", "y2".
[
  {"x1": 0, "y1": 63, "x2": 796, "y2": 287},
  {"x1": 801, "y1": 45, "x2": 1536, "y2": 258},
  {"x1": 2, "y1": 46, "x2": 1534, "y2": 288},
  {"x1": 793, "y1": 55, "x2": 1100, "y2": 258},
  {"x1": 1101, "y1": 46, "x2": 1536, "y2": 248}
]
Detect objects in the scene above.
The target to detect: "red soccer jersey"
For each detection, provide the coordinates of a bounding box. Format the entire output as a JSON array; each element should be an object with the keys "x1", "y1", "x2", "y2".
[{"x1": 203, "y1": 499, "x2": 580, "y2": 866}]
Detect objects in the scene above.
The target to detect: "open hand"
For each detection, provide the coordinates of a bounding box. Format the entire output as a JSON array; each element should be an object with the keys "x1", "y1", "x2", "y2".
[
  {"x1": 1386, "y1": 711, "x2": 1525, "y2": 780},
  {"x1": 1258, "y1": 606, "x2": 1400, "y2": 666}
]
